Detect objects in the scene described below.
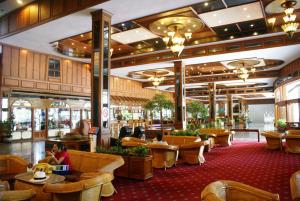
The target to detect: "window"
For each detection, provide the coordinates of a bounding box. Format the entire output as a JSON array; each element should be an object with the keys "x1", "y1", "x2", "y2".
[{"x1": 48, "y1": 58, "x2": 60, "y2": 77}]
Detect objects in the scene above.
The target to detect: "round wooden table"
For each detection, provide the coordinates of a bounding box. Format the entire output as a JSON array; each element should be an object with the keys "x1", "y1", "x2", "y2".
[{"x1": 14, "y1": 172, "x2": 65, "y2": 201}]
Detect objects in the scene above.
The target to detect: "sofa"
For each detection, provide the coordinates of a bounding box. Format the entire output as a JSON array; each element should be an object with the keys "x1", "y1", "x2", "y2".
[
  {"x1": 201, "y1": 180, "x2": 280, "y2": 201},
  {"x1": 43, "y1": 174, "x2": 112, "y2": 201},
  {"x1": 199, "y1": 128, "x2": 233, "y2": 147},
  {"x1": 146, "y1": 144, "x2": 179, "y2": 170},
  {"x1": 0, "y1": 179, "x2": 36, "y2": 201},
  {"x1": 261, "y1": 131, "x2": 283, "y2": 150},
  {"x1": 285, "y1": 130, "x2": 300, "y2": 153},
  {"x1": 290, "y1": 170, "x2": 300, "y2": 201}
]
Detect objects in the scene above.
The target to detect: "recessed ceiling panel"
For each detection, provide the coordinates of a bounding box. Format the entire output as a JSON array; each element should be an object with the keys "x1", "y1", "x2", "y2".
[
  {"x1": 224, "y1": 0, "x2": 256, "y2": 7},
  {"x1": 111, "y1": 27, "x2": 158, "y2": 44},
  {"x1": 192, "y1": 0, "x2": 225, "y2": 14},
  {"x1": 198, "y1": 2, "x2": 264, "y2": 27}
]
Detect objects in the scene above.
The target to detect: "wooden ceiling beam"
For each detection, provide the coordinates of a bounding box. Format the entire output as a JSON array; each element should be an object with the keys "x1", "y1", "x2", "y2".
[{"x1": 187, "y1": 87, "x2": 274, "y2": 96}]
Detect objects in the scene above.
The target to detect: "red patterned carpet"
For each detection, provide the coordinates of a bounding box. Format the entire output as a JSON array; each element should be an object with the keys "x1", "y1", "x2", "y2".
[{"x1": 104, "y1": 142, "x2": 300, "y2": 201}]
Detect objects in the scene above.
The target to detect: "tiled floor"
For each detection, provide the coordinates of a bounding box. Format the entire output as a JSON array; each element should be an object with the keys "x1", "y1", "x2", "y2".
[{"x1": 0, "y1": 123, "x2": 274, "y2": 164}]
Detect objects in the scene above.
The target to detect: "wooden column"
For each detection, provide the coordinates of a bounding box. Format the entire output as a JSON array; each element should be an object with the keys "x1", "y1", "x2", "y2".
[
  {"x1": 0, "y1": 45, "x2": 2, "y2": 121},
  {"x1": 91, "y1": 10, "x2": 111, "y2": 146},
  {"x1": 227, "y1": 94, "x2": 233, "y2": 126},
  {"x1": 174, "y1": 61, "x2": 186, "y2": 130},
  {"x1": 208, "y1": 83, "x2": 216, "y2": 122}
]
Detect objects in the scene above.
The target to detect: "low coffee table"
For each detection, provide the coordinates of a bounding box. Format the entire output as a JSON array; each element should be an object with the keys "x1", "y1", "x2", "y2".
[{"x1": 14, "y1": 172, "x2": 65, "y2": 201}]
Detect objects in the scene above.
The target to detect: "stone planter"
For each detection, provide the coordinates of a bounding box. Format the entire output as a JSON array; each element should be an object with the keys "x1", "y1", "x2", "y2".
[{"x1": 115, "y1": 155, "x2": 153, "y2": 180}]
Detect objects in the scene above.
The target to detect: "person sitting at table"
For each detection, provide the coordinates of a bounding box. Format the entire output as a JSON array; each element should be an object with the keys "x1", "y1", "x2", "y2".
[
  {"x1": 152, "y1": 133, "x2": 168, "y2": 145},
  {"x1": 46, "y1": 144, "x2": 72, "y2": 170}
]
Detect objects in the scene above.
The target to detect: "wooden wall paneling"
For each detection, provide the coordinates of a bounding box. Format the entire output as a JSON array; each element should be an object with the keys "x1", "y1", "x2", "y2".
[
  {"x1": 82, "y1": 64, "x2": 86, "y2": 87},
  {"x1": 77, "y1": 63, "x2": 82, "y2": 86},
  {"x1": 2, "y1": 46, "x2": 11, "y2": 76},
  {"x1": 62, "y1": 60, "x2": 68, "y2": 83},
  {"x1": 8, "y1": 12, "x2": 17, "y2": 32},
  {"x1": 18, "y1": 6, "x2": 30, "y2": 29},
  {"x1": 11, "y1": 48, "x2": 19, "y2": 77},
  {"x1": 29, "y1": 3, "x2": 39, "y2": 25},
  {"x1": 64, "y1": 0, "x2": 78, "y2": 12},
  {"x1": 39, "y1": 54, "x2": 47, "y2": 80},
  {"x1": 72, "y1": 62, "x2": 77, "y2": 85},
  {"x1": 86, "y1": 67, "x2": 91, "y2": 87},
  {"x1": 0, "y1": 16, "x2": 8, "y2": 36},
  {"x1": 26, "y1": 51, "x2": 34, "y2": 79},
  {"x1": 33, "y1": 53, "x2": 40, "y2": 80},
  {"x1": 19, "y1": 50, "x2": 27, "y2": 78},
  {"x1": 52, "y1": 0, "x2": 64, "y2": 17},
  {"x1": 67, "y1": 61, "x2": 72, "y2": 84},
  {"x1": 39, "y1": 0, "x2": 51, "y2": 21},
  {"x1": 78, "y1": 0, "x2": 94, "y2": 7}
]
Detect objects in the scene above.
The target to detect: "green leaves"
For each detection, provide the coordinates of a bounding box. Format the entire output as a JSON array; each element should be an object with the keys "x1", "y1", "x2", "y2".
[
  {"x1": 144, "y1": 94, "x2": 174, "y2": 112},
  {"x1": 186, "y1": 101, "x2": 208, "y2": 119}
]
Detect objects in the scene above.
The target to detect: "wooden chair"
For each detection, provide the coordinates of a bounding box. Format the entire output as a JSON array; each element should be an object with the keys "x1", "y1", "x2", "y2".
[
  {"x1": 147, "y1": 144, "x2": 179, "y2": 170},
  {"x1": 285, "y1": 130, "x2": 300, "y2": 153},
  {"x1": 180, "y1": 140, "x2": 209, "y2": 165},
  {"x1": 201, "y1": 180, "x2": 280, "y2": 201}
]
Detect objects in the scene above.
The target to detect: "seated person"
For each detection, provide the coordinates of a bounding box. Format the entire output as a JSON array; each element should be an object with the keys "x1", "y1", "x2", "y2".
[
  {"x1": 152, "y1": 133, "x2": 168, "y2": 145},
  {"x1": 132, "y1": 126, "x2": 144, "y2": 139},
  {"x1": 46, "y1": 144, "x2": 72, "y2": 170}
]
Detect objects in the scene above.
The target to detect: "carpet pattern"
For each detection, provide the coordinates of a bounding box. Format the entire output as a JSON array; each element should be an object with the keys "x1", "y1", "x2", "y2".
[{"x1": 104, "y1": 142, "x2": 300, "y2": 201}]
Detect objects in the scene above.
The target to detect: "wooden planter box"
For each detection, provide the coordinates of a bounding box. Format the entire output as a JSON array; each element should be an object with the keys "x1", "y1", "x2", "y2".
[{"x1": 115, "y1": 155, "x2": 153, "y2": 180}]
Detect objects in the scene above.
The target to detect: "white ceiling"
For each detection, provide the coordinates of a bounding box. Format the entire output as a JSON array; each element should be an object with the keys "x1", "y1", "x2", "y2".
[
  {"x1": 0, "y1": 0, "x2": 205, "y2": 62},
  {"x1": 198, "y1": 2, "x2": 264, "y2": 27},
  {"x1": 111, "y1": 27, "x2": 158, "y2": 44}
]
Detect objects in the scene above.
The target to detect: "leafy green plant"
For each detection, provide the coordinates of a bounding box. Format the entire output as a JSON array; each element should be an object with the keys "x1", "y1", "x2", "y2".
[
  {"x1": 171, "y1": 129, "x2": 198, "y2": 136},
  {"x1": 0, "y1": 120, "x2": 13, "y2": 138},
  {"x1": 130, "y1": 146, "x2": 149, "y2": 157},
  {"x1": 144, "y1": 94, "x2": 174, "y2": 129},
  {"x1": 277, "y1": 119, "x2": 286, "y2": 131}
]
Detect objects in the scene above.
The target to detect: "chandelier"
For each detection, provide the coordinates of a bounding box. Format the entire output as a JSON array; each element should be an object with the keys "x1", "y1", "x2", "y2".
[
  {"x1": 281, "y1": 0, "x2": 299, "y2": 38},
  {"x1": 149, "y1": 17, "x2": 205, "y2": 56},
  {"x1": 228, "y1": 60, "x2": 259, "y2": 82},
  {"x1": 149, "y1": 75, "x2": 165, "y2": 87}
]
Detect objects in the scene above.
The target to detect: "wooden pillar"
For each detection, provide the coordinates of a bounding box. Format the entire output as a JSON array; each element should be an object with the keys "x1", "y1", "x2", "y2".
[
  {"x1": 174, "y1": 61, "x2": 186, "y2": 130},
  {"x1": 91, "y1": 10, "x2": 112, "y2": 146},
  {"x1": 0, "y1": 45, "x2": 2, "y2": 121},
  {"x1": 227, "y1": 94, "x2": 233, "y2": 126},
  {"x1": 208, "y1": 83, "x2": 216, "y2": 122}
]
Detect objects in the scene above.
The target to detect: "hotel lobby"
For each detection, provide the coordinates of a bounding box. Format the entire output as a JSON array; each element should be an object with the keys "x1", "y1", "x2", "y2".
[{"x1": 0, "y1": 0, "x2": 300, "y2": 200}]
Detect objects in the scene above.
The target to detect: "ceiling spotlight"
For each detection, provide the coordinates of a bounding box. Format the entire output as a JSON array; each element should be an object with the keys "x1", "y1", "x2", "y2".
[
  {"x1": 213, "y1": 13, "x2": 217, "y2": 17},
  {"x1": 250, "y1": 24, "x2": 254, "y2": 27},
  {"x1": 253, "y1": 32, "x2": 258, "y2": 36},
  {"x1": 80, "y1": 34, "x2": 84, "y2": 37},
  {"x1": 17, "y1": 0, "x2": 23, "y2": 5},
  {"x1": 243, "y1": 7, "x2": 248, "y2": 11},
  {"x1": 155, "y1": 40, "x2": 159, "y2": 44},
  {"x1": 230, "y1": 35, "x2": 234, "y2": 39},
  {"x1": 121, "y1": 23, "x2": 125, "y2": 26},
  {"x1": 71, "y1": 43, "x2": 74, "y2": 45},
  {"x1": 83, "y1": 46, "x2": 86, "y2": 49},
  {"x1": 246, "y1": 15, "x2": 251, "y2": 19},
  {"x1": 194, "y1": 40, "x2": 199, "y2": 44},
  {"x1": 224, "y1": 28, "x2": 228, "y2": 32},
  {"x1": 204, "y1": 2, "x2": 209, "y2": 6}
]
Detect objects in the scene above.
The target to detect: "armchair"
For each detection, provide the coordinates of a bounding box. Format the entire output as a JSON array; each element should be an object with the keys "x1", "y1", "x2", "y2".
[
  {"x1": 261, "y1": 131, "x2": 283, "y2": 150},
  {"x1": 121, "y1": 137, "x2": 146, "y2": 148},
  {"x1": 0, "y1": 180, "x2": 36, "y2": 201},
  {"x1": 290, "y1": 170, "x2": 300, "y2": 201},
  {"x1": 201, "y1": 180, "x2": 280, "y2": 201},
  {"x1": 147, "y1": 144, "x2": 179, "y2": 170},
  {"x1": 199, "y1": 128, "x2": 233, "y2": 147},
  {"x1": 285, "y1": 130, "x2": 300, "y2": 153},
  {"x1": 180, "y1": 140, "x2": 209, "y2": 165},
  {"x1": 43, "y1": 173, "x2": 113, "y2": 201}
]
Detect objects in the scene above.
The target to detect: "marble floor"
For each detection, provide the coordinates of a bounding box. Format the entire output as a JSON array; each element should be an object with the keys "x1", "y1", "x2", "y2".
[{"x1": 0, "y1": 123, "x2": 274, "y2": 164}]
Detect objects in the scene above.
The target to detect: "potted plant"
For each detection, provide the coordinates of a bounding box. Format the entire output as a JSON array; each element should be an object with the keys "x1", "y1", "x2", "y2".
[
  {"x1": 276, "y1": 119, "x2": 286, "y2": 133},
  {"x1": 97, "y1": 145, "x2": 153, "y2": 180},
  {"x1": 144, "y1": 94, "x2": 174, "y2": 130},
  {"x1": 187, "y1": 101, "x2": 208, "y2": 128},
  {"x1": 0, "y1": 119, "x2": 13, "y2": 143}
]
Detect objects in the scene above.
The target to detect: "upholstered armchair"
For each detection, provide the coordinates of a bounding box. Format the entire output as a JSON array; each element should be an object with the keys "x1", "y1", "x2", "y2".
[
  {"x1": 0, "y1": 155, "x2": 28, "y2": 186},
  {"x1": 290, "y1": 170, "x2": 300, "y2": 201},
  {"x1": 147, "y1": 144, "x2": 179, "y2": 170},
  {"x1": 121, "y1": 137, "x2": 146, "y2": 148},
  {"x1": 179, "y1": 140, "x2": 209, "y2": 165},
  {"x1": 0, "y1": 180, "x2": 36, "y2": 201},
  {"x1": 261, "y1": 131, "x2": 283, "y2": 150},
  {"x1": 43, "y1": 173, "x2": 113, "y2": 201},
  {"x1": 199, "y1": 128, "x2": 233, "y2": 147},
  {"x1": 285, "y1": 130, "x2": 300, "y2": 153},
  {"x1": 201, "y1": 180, "x2": 280, "y2": 201}
]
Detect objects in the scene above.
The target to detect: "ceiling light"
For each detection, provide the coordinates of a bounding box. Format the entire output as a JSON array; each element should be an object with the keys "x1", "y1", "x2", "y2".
[
  {"x1": 224, "y1": 28, "x2": 228, "y2": 31},
  {"x1": 250, "y1": 24, "x2": 254, "y2": 27},
  {"x1": 213, "y1": 13, "x2": 217, "y2": 17},
  {"x1": 243, "y1": 7, "x2": 248, "y2": 11},
  {"x1": 280, "y1": 0, "x2": 299, "y2": 38},
  {"x1": 80, "y1": 34, "x2": 84, "y2": 37},
  {"x1": 155, "y1": 40, "x2": 159, "y2": 44},
  {"x1": 71, "y1": 43, "x2": 74, "y2": 45},
  {"x1": 118, "y1": 48, "x2": 121, "y2": 51},
  {"x1": 204, "y1": 2, "x2": 209, "y2": 6},
  {"x1": 230, "y1": 35, "x2": 234, "y2": 39},
  {"x1": 246, "y1": 15, "x2": 251, "y2": 18},
  {"x1": 17, "y1": 0, "x2": 23, "y2": 5},
  {"x1": 229, "y1": 60, "x2": 259, "y2": 82},
  {"x1": 149, "y1": 74, "x2": 165, "y2": 87},
  {"x1": 149, "y1": 16, "x2": 204, "y2": 56},
  {"x1": 157, "y1": 26, "x2": 161, "y2": 30},
  {"x1": 121, "y1": 23, "x2": 125, "y2": 26},
  {"x1": 253, "y1": 32, "x2": 258, "y2": 35},
  {"x1": 83, "y1": 46, "x2": 86, "y2": 49},
  {"x1": 194, "y1": 40, "x2": 199, "y2": 44}
]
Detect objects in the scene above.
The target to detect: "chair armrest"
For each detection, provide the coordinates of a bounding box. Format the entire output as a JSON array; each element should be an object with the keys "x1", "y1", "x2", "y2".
[
  {"x1": 225, "y1": 180, "x2": 280, "y2": 200},
  {"x1": 43, "y1": 173, "x2": 113, "y2": 193},
  {"x1": 0, "y1": 190, "x2": 36, "y2": 201},
  {"x1": 79, "y1": 172, "x2": 114, "y2": 183},
  {"x1": 180, "y1": 141, "x2": 209, "y2": 149},
  {"x1": 285, "y1": 135, "x2": 300, "y2": 139}
]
